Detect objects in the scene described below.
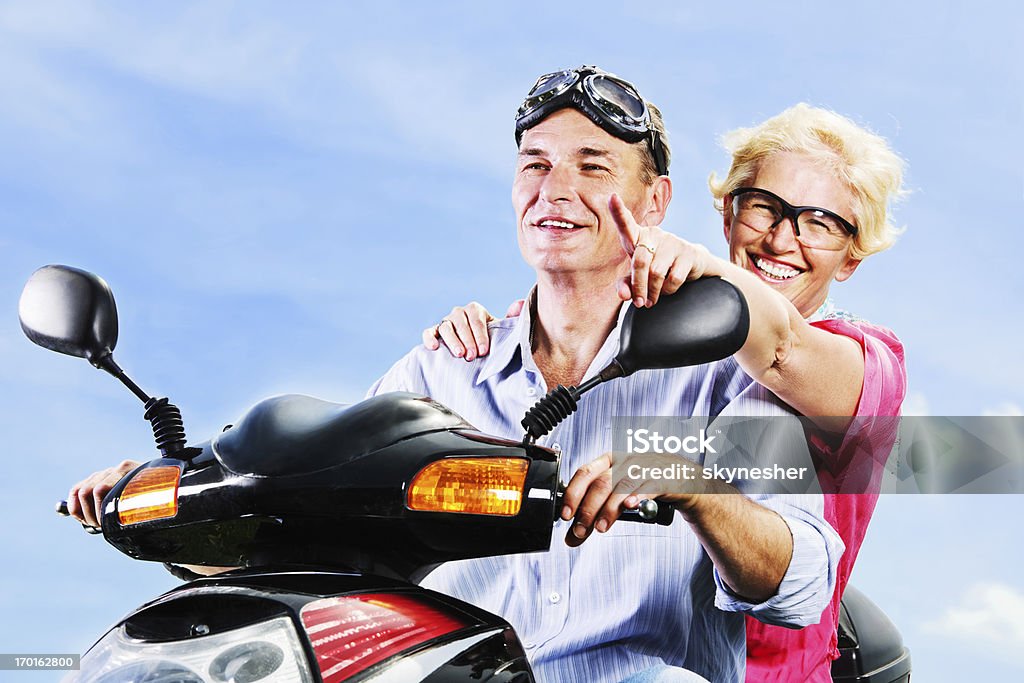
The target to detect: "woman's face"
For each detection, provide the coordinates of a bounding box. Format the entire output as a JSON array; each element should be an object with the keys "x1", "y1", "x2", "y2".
[{"x1": 724, "y1": 151, "x2": 861, "y2": 317}]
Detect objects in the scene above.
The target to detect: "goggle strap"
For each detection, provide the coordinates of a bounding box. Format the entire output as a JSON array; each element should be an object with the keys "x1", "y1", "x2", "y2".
[{"x1": 650, "y1": 129, "x2": 668, "y2": 177}]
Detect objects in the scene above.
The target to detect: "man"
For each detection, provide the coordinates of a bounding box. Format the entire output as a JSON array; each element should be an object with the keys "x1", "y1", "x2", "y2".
[
  {"x1": 69, "y1": 66, "x2": 841, "y2": 682},
  {"x1": 366, "y1": 66, "x2": 841, "y2": 682}
]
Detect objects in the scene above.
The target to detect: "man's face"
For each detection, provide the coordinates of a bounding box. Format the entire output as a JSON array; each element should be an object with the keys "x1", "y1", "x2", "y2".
[
  {"x1": 724, "y1": 151, "x2": 861, "y2": 317},
  {"x1": 513, "y1": 109, "x2": 657, "y2": 281}
]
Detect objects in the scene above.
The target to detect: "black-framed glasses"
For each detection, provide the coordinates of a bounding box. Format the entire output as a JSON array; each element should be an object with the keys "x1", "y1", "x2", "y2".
[
  {"x1": 515, "y1": 65, "x2": 669, "y2": 177},
  {"x1": 730, "y1": 187, "x2": 857, "y2": 251}
]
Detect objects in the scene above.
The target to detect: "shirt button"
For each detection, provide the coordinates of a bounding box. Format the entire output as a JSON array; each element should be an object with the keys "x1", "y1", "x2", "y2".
[
  {"x1": 526, "y1": 387, "x2": 537, "y2": 397},
  {"x1": 524, "y1": 642, "x2": 536, "y2": 649},
  {"x1": 552, "y1": 443, "x2": 561, "y2": 453},
  {"x1": 548, "y1": 592, "x2": 561, "y2": 604}
]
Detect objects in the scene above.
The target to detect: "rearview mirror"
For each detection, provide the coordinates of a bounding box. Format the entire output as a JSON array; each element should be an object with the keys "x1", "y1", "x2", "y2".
[
  {"x1": 614, "y1": 276, "x2": 750, "y2": 376},
  {"x1": 19, "y1": 264, "x2": 119, "y2": 367},
  {"x1": 19, "y1": 264, "x2": 193, "y2": 458}
]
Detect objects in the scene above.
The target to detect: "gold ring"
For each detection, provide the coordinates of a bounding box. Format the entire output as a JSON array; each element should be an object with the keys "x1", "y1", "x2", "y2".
[{"x1": 636, "y1": 242, "x2": 656, "y2": 256}]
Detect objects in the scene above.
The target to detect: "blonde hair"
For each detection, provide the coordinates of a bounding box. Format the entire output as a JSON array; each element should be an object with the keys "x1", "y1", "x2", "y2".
[{"x1": 708, "y1": 103, "x2": 906, "y2": 259}]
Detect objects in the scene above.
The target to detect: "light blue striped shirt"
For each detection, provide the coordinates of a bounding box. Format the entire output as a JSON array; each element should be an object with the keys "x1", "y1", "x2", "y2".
[{"x1": 368, "y1": 301, "x2": 842, "y2": 683}]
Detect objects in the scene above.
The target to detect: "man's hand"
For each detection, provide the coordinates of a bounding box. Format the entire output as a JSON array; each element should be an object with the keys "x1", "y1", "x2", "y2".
[
  {"x1": 67, "y1": 460, "x2": 140, "y2": 528},
  {"x1": 68, "y1": 462, "x2": 240, "y2": 578},
  {"x1": 560, "y1": 451, "x2": 706, "y2": 547},
  {"x1": 560, "y1": 449, "x2": 794, "y2": 601},
  {"x1": 610, "y1": 194, "x2": 714, "y2": 308},
  {"x1": 421, "y1": 300, "x2": 524, "y2": 359}
]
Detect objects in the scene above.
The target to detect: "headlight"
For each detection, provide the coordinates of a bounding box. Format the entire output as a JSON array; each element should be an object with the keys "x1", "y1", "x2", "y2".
[{"x1": 69, "y1": 616, "x2": 313, "y2": 682}]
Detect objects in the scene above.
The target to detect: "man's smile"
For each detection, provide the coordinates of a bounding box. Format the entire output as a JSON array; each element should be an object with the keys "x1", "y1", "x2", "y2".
[
  {"x1": 538, "y1": 218, "x2": 584, "y2": 230},
  {"x1": 531, "y1": 215, "x2": 591, "y2": 233}
]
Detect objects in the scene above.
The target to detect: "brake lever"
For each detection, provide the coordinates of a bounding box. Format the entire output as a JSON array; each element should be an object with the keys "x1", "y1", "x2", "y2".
[{"x1": 56, "y1": 500, "x2": 103, "y2": 535}]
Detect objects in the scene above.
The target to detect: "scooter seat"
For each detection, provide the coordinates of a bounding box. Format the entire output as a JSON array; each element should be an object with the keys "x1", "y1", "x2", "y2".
[{"x1": 211, "y1": 392, "x2": 471, "y2": 476}]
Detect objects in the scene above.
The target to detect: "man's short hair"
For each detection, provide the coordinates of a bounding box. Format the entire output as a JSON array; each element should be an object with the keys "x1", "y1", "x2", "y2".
[{"x1": 638, "y1": 102, "x2": 671, "y2": 185}]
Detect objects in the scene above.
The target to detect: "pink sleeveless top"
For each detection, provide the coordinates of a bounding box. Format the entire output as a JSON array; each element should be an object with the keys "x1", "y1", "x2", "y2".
[{"x1": 744, "y1": 318, "x2": 907, "y2": 682}]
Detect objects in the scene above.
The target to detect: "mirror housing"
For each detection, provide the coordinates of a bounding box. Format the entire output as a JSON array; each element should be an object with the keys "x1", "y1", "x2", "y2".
[
  {"x1": 19, "y1": 264, "x2": 119, "y2": 368},
  {"x1": 614, "y1": 276, "x2": 749, "y2": 376}
]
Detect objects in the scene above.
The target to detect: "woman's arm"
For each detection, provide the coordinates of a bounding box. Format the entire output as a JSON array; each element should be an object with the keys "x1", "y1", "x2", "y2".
[
  {"x1": 698, "y1": 256, "x2": 865, "y2": 421},
  {"x1": 608, "y1": 194, "x2": 865, "y2": 425}
]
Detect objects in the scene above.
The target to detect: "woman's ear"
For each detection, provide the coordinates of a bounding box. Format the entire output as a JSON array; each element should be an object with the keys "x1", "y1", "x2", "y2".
[{"x1": 835, "y1": 256, "x2": 862, "y2": 282}]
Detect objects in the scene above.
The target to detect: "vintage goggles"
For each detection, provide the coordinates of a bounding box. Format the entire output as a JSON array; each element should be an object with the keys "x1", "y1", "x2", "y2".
[{"x1": 515, "y1": 65, "x2": 669, "y2": 176}]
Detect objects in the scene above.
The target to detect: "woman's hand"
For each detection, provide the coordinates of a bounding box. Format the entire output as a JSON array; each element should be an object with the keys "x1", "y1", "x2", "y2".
[
  {"x1": 610, "y1": 194, "x2": 715, "y2": 308},
  {"x1": 422, "y1": 300, "x2": 524, "y2": 360}
]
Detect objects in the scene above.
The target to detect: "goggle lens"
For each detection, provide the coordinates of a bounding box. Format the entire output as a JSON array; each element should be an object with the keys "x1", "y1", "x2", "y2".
[
  {"x1": 519, "y1": 70, "x2": 579, "y2": 116},
  {"x1": 588, "y1": 74, "x2": 646, "y2": 121}
]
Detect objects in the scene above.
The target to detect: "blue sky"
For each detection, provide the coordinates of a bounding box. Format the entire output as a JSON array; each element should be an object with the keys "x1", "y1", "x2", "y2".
[{"x1": 1, "y1": 1, "x2": 1021, "y2": 680}]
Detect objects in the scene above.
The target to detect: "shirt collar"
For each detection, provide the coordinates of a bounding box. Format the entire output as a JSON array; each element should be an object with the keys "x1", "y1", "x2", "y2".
[
  {"x1": 476, "y1": 287, "x2": 632, "y2": 385},
  {"x1": 807, "y1": 297, "x2": 835, "y2": 323},
  {"x1": 476, "y1": 288, "x2": 536, "y2": 385}
]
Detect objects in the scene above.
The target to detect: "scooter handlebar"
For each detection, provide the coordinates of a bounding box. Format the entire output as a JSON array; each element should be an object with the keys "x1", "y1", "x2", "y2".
[
  {"x1": 56, "y1": 499, "x2": 103, "y2": 534},
  {"x1": 619, "y1": 499, "x2": 676, "y2": 526}
]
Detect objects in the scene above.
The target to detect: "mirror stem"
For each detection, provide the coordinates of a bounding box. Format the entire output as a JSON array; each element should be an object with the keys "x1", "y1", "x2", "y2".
[
  {"x1": 521, "y1": 363, "x2": 627, "y2": 443},
  {"x1": 95, "y1": 355, "x2": 151, "y2": 404}
]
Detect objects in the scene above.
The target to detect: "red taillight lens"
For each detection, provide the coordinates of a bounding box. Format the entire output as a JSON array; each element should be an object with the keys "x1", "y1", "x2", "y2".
[{"x1": 300, "y1": 593, "x2": 471, "y2": 682}]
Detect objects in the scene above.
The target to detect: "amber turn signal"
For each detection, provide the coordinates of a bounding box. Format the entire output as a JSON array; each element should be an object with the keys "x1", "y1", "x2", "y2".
[
  {"x1": 407, "y1": 457, "x2": 529, "y2": 516},
  {"x1": 117, "y1": 466, "x2": 181, "y2": 525}
]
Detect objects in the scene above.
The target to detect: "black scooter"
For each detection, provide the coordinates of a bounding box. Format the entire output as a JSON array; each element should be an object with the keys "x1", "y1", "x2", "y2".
[{"x1": 20, "y1": 265, "x2": 909, "y2": 682}]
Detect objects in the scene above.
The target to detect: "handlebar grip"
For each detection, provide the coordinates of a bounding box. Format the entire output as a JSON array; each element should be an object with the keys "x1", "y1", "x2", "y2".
[
  {"x1": 56, "y1": 499, "x2": 102, "y2": 534},
  {"x1": 619, "y1": 499, "x2": 675, "y2": 526}
]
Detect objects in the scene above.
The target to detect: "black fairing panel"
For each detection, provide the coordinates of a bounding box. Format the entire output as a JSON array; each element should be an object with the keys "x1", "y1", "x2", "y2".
[
  {"x1": 832, "y1": 585, "x2": 911, "y2": 682},
  {"x1": 421, "y1": 630, "x2": 533, "y2": 682},
  {"x1": 212, "y1": 392, "x2": 472, "y2": 476}
]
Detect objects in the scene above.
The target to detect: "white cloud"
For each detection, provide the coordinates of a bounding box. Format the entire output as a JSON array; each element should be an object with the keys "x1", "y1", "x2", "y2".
[
  {"x1": 0, "y1": 2, "x2": 516, "y2": 186},
  {"x1": 982, "y1": 402, "x2": 1023, "y2": 417},
  {"x1": 0, "y1": 2, "x2": 302, "y2": 101},
  {"x1": 339, "y1": 49, "x2": 516, "y2": 177},
  {"x1": 923, "y1": 582, "x2": 1024, "y2": 657},
  {"x1": 901, "y1": 390, "x2": 929, "y2": 416}
]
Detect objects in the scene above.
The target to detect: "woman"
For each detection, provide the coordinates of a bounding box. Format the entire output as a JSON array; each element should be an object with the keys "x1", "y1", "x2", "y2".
[{"x1": 424, "y1": 103, "x2": 907, "y2": 682}]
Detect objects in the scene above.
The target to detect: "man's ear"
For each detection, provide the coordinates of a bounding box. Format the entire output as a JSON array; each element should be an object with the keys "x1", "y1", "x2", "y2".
[
  {"x1": 638, "y1": 176, "x2": 672, "y2": 225},
  {"x1": 835, "y1": 256, "x2": 861, "y2": 282}
]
